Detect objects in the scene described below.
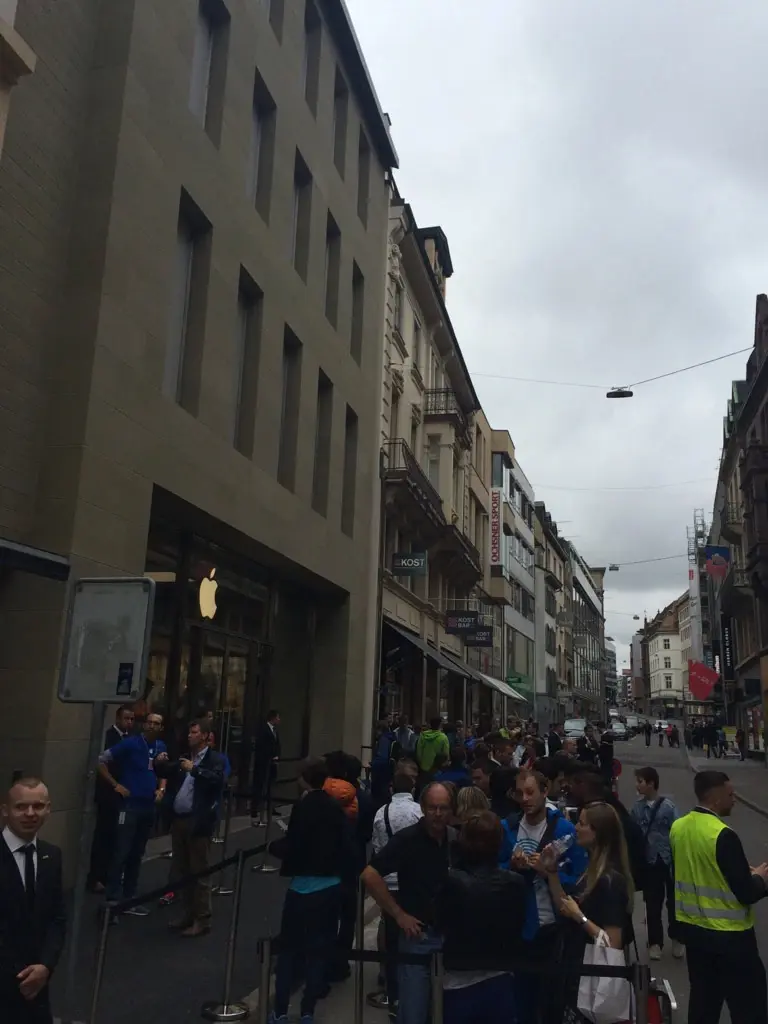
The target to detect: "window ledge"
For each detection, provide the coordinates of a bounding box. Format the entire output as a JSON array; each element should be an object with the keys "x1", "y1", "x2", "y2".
[{"x1": 0, "y1": 17, "x2": 36, "y2": 87}]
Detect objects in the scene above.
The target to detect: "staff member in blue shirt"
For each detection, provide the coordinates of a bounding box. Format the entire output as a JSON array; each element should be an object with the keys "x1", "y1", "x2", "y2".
[{"x1": 98, "y1": 712, "x2": 166, "y2": 916}]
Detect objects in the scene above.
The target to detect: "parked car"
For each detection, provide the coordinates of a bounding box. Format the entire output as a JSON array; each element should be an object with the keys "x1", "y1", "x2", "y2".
[
  {"x1": 624, "y1": 715, "x2": 641, "y2": 736},
  {"x1": 564, "y1": 717, "x2": 588, "y2": 739},
  {"x1": 611, "y1": 722, "x2": 628, "y2": 741}
]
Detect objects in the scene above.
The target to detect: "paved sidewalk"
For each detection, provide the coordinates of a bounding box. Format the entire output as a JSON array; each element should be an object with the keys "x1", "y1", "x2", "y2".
[{"x1": 687, "y1": 748, "x2": 768, "y2": 818}]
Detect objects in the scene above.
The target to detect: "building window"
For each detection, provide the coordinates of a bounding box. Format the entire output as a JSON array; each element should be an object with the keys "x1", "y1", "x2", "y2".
[
  {"x1": 324, "y1": 211, "x2": 341, "y2": 326},
  {"x1": 412, "y1": 317, "x2": 422, "y2": 374},
  {"x1": 341, "y1": 406, "x2": 358, "y2": 536},
  {"x1": 292, "y1": 150, "x2": 312, "y2": 281},
  {"x1": 312, "y1": 370, "x2": 333, "y2": 516},
  {"x1": 393, "y1": 282, "x2": 404, "y2": 336},
  {"x1": 163, "y1": 192, "x2": 212, "y2": 413},
  {"x1": 664, "y1": 657, "x2": 671, "y2": 669},
  {"x1": 268, "y1": 0, "x2": 284, "y2": 40},
  {"x1": 233, "y1": 270, "x2": 263, "y2": 457},
  {"x1": 332, "y1": 67, "x2": 348, "y2": 177},
  {"x1": 247, "y1": 69, "x2": 276, "y2": 221},
  {"x1": 350, "y1": 262, "x2": 364, "y2": 365},
  {"x1": 357, "y1": 128, "x2": 370, "y2": 225},
  {"x1": 277, "y1": 327, "x2": 303, "y2": 491},
  {"x1": 302, "y1": 0, "x2": 321, "y2": 116},
  {"x1": 664, "y1": 674, "x2": 672, "y2": 687},
  {"x1": 189, "y1": 0, "x2": 230, "y2": 146},
  {"x1": 663, "y1": 638, "x2": 670, "y2": 650},
  {"x1": 491, "y1": 453, "x2": 504, "y2": 488},
  {"x1": 427, "y1": 436, "x2": 440, "y2": 489}
]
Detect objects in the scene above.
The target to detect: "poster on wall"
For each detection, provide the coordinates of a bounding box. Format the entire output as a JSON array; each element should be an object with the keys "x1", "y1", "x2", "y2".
[
  {"x1": 490, "y1": 488, "x2": 503, "y2": 566},
  {"x1": 747, "y1": 705, "x2": 765, "y2": 753}
]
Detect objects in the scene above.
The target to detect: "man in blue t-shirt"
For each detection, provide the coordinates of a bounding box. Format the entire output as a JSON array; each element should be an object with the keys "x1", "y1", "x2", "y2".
[{"x1": 98, "y1": 711, "x2": 166, "y2": 915}]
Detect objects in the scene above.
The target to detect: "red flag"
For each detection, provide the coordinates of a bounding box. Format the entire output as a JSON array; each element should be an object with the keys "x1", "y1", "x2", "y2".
[{"x1": 688, "y1": 660, "x2": 718, "y2": 701}]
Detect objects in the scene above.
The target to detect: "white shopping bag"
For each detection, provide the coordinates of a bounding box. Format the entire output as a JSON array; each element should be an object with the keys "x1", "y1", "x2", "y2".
[{"x1": 577, "y1": 929, "x2": 632, "y2": 1024}]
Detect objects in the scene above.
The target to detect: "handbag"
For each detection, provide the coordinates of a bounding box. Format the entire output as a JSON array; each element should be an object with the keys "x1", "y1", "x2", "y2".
[{"x1": 576, "y1": 929, "x2": 632, "y2": 1024}]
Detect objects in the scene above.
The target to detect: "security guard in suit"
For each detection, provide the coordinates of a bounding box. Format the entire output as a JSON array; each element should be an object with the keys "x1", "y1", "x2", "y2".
[{"x1": 671, "y1": 770, "x2": 768, "y2": 1024}]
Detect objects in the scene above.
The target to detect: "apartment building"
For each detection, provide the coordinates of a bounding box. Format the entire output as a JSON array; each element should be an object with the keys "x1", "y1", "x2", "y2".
[
  {"x1": 567, "y1": 544, "x2": 605, "y2": 717},
  {"x1": 534, "y1": 501, "x2": 567, "y2": 726},
  {"x1": 603, "y1": 639, "x2": 617, "y2": 709},
  {"x1": 0, "y1": 0, "x2": 35, "y2": 155},
  {"x1": 378, "y1": 194, "x2": 523, "y2": 726},
  {"x1": 646, "y1": 598, "x2": 684, "y2": 714},
  {"x1": 0, "y1": 0, "x2": 397, "y2": 858}
]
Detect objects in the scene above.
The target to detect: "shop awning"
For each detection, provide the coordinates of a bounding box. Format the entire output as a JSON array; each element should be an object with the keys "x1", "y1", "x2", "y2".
[
  {"x1": 0, "y1": 537, "x2": 70, "y2": 582},
  {"x1": 475, "y1": 670, "x2": 527, "y2": 702},
  {"x1": 385, "y1": 620, "x2": 466, "y2": 675},
  {"x1": 439, "y1": 649, "x2": 485, "y2": 684}
]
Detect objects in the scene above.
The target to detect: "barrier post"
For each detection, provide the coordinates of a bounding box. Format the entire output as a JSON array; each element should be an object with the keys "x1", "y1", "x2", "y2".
[
  {"x1": 88, "y1": 907, "x2": 113, "y2": 1024},
  {"x1": 353, "y1": 882, "x2": 366, "y2": 1024},
  {"x1": 430, "y1": 951, "x2": 444, "y2": 1023},
  {"x1": 201, "y1": 851, "x2": 249, "y2": 1022},
  {"x1": 252, "y1": 773, "x2": 277, "y2": 873},
  {"x1": 255, "y1": 938, "x2": 272, "y2": 1024},
  {"x1": 632, "y1": 962, "x2": 651, "y2": 1024},
  {"x1": 213, "y1": 788, "x2": 235, "y2": 895}
]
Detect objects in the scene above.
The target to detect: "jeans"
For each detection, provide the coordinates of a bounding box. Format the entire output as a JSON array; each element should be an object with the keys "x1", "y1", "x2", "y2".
[
  {"x1": 106, "y1": 805, "x2": 155, "y2": 903},
  {"x1": 444, "y1": 973, "x2": 517, "y2": 1024},
  {"x1": 643, "y1": 858, "x2": 678, "y2": 948},
  {"x1": 274, "y1": 886, "x2": 342, "y2": 1018},
  {"x1": 398, "y1": 928, "x2": 443, "y2": 1024}
]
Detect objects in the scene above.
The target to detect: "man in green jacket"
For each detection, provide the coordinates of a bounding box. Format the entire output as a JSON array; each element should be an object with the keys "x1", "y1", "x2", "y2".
[{"x1": 415, "y1": 717, "x2": 449, "y2": 774}]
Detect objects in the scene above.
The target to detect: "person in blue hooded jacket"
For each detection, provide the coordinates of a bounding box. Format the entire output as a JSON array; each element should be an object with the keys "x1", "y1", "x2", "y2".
[{"x1": 499, "y1": 767, "x2": 587, "y2": 1024}]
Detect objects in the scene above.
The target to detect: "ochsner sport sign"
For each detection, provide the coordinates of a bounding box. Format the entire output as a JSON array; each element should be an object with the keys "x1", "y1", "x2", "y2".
[{"x1": 490, "y1": 488, "x2": 503, "y2": 566}]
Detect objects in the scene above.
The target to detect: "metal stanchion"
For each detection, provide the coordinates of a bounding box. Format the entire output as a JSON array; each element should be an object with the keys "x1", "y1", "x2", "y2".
[
  {"x1": 213, "y1": 789, "x2": 235, "y2": 895},
  {"x1": 201, "y1": 851, "x2": 250, "y2": 1022},
  {"x1": 255, "y1": 938, "x2": 272, "y2": 1024},
  {"x1": 633, "y1": 962, "x2": 651, "y2": 1024},
  {"x1": 252, "y1": 777, "x2": 277, "y2": 873},
  {"x1": 430, "y1": 951, "x2": 444, "y2": 1023},
  {"x1": 353, "y1": 883, "x2": 366, "y2": 1024},
  {"x1": 88, "y1": 907, "x2": 113, "y2": 1024}
]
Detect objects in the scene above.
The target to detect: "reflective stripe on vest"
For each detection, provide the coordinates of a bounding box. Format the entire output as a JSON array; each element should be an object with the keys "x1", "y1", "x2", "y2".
[{"x1": 670, "y1": 810, "x2": 754, "y2": 932}]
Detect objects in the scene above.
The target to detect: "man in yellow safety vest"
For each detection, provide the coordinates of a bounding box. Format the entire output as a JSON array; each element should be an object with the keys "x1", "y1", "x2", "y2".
[{"x1": 670, "y1": 770, "x2": 768, "y2": 1024}]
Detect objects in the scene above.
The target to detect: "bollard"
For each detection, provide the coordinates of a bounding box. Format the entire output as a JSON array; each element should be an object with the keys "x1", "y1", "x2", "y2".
[
  {"x1": 201, "y1": 851, "x2": 250, "y2": 1022},
  {"x1": 632, "y1": 961, "x2": 651, "y2": 1024},
  {"x1": 255, "y1": 938, "x2": 272, "y2": 1024},
  {"x1": 353, "y1": 882, "x2": 366, "y2": 1024},
  {"x1": 252, "y1": 780, "x2": 278, "y2": 873},
  {"x1": 430, "y1": 951, "x2": 444, "y2": 1023},
  {"x1": 89, "y1": 906, "x2": 114, "y2": 1024},
  {"x1": 214, "y1": 789, "x2": 235, "y2": 895}
]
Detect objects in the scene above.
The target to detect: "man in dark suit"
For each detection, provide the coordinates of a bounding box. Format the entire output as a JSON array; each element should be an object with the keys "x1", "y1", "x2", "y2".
[
  {"x1": 251, "y1": 709, "x2": 280, "y2": 827},
  {"x1": 154, "y1": 718, "x2": 226, "y2": 937},
  {"x1": 0, "y1": 776, "x2": 66, "y2": 1023},
  {"x1": 87, "y1": 704, "x2": 135, "y2": 892}
]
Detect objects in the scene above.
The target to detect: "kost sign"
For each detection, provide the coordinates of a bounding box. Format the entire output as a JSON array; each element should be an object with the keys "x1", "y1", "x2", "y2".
[{"x1": 490, "y1": 488, "x2": 502, "y2": 566}]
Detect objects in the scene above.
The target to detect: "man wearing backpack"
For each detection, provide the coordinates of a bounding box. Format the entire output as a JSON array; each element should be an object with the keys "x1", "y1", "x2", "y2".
[
  {"x1": 366, "y1": 770, "x2": 423, "y2": 1019},
  {"x1": 631, "y1": 767, "x2": 684, "y2": 961}
]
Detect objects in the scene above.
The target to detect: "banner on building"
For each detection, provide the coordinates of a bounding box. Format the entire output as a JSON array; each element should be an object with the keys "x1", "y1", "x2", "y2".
[
  {"x1": 465, "y1": 627, "x2": 493, "y2": 647},
  {"x1": 721, "y1": 615, "x2": 735, "y2": 681},
  {"x1": 392, "y1": 552, "x2": 427, "y2": 576},
  {"x1": 688, "y1": 660, "x2": 718, "y2": 702},
  {"x1": 704, "y1": 545, "x2": 730, "y2": 581},
  {"x1": 445, "y1": 610, "x2": 479, "y2": 634},
  {"x1": 490, "y1": 488, "x2": 502, "y2": 566}
]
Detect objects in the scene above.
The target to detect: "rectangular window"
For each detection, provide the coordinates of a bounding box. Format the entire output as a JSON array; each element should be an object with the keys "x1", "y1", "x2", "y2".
[
  {"x1": 189, "y1": 0, "x2": 230, "y2": 146},
  {"x1": 248, "y1": 69, "x2": 276, "y2": 221},
  {"x1": 664, "y1": 657, "x2": 671, "y2": 669},
  {"x1": 324, "y1": 211, "x2": 341, "y2": 327},
  {"x1": 664, "y1": 674, "x2": 672, "y2": 687},
  {"x1": 277, "y1": 327, "x2": 303, "y2": 491},
  {"x1": 268, "y1": 0, "x2": 284, "y2": 40},
  {"x1": 492, "y1": 453, "x2": 504, "y2": 487},
  {"x1": 302, "y1": 0, "x2": 321, "y2": 116},
  {"x1": 663, "y1": 638, "x2": 670, "y2": 650},
  {"x1": 427, "y1": 435, "x2": 440, "y2": 489},
  {"x1": 393, "y1": 282, "x2": 403, "y2": 335},
  {"x1": 357, "y1": 128, "x2": 370, "y2": 225},
  {"x1": 312, "y1": 370, "x2": 333, "y2": 516},
  {"x1": 350, "y1": 262, "x2": 364, "y2": 364},
  {"x1": 333, "y1": 67, "x2": 349, "y2": 177},
  {"x1": 163, "y1": 192, "x2": 212, "y2": 414},
  {"x1": 233, "y1": 271, "x2": 263, "y2": 457},
  {"x1": 412, "y1": 317, "x2": 422, "y2": 373},
  {"x1": 292, "y1": 150, "x2": 312, "y2": 281},
  {"x1": 341, "y1": 406, "x2": 358, "y2": 537}
]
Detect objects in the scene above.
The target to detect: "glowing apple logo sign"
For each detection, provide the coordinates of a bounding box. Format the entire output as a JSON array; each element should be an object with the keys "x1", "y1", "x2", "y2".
[{"x1": 199, "y1": 569, "x2": 218, "y2": 619}]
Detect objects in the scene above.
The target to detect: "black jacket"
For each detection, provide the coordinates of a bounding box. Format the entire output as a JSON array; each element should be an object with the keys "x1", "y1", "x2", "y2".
[
  {"x1": 254, "y1": 721, "x2": 280, "y2": 765},
  {"x1": 270, "y1": 789, "x2": 355, "y2": 879},
  {"x1": 156, "y1": 747, "x2": 226, "y2": 838},
  {"x1": 547, "y1": 730, "x2": 563, "y2": 754},
  {"x1": 436, "y1": 861, "x2": 526, "y2": 971},
  {"x1": 0, "y1": 836, "x2": 66, "y2": 995}
]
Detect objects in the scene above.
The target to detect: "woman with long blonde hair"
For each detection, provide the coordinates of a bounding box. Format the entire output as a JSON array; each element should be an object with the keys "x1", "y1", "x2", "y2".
[
  {"x1": 455, "y1": 785, "x2": 490, "y2": 823},
  {"x1": 544, "y1": 802, "x2": 635, "y2": 1022}
]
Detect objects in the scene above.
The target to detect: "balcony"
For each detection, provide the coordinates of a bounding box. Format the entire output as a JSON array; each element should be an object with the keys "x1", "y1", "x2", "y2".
[
  {"x1": 488, "y1": 565, "x2": 513, "y2": 605},
  {"x1": 423, "y1": 389, "x2": 472, "y2": 448},
  {"x1": 720, "y1": 502, "x2": 743, "y2": 543},
  {"x1": 382, "y1": 439, "x2": 445, "y2": 538},
  {"x1": 719, "y1": 563, "x2": 752, "y2": 612},
  {"x1": 431, "y1": 524, "x2": 482, "y2": 587}
]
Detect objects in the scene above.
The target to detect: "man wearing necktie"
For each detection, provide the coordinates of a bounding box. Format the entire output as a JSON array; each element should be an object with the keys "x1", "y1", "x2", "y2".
[{"x1": 0, "y1": 776, "x2": 66, "y2": 1023}]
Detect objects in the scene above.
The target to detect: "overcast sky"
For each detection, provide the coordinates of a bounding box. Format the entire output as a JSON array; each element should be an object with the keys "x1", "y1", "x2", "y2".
[{"x1": 347, "y1": 0, "x2": 768, "y2": 669}]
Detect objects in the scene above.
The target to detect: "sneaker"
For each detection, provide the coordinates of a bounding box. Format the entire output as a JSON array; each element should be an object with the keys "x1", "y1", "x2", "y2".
[
  {"x1": 671, "y1": 940, "x2": 685, "y2": 959},
  {"x1": 158, "y1": 891, "x2": 176, "y2": 906},
  {"x1": 267, "y1": 1015, "x2": 288, "y2": 1024},
  {"x1": 123, "y1": 904, "x2": 151, "y2": 917},
  {"x1": 367, "y1": 991, "x2": 390, "y2": 1009},
  {"x1": 251, "y1": 818, "x2": 265, "y2": 828},
  {"x1": 649, "y1": 945, "x2": 662, "y2": 961}
]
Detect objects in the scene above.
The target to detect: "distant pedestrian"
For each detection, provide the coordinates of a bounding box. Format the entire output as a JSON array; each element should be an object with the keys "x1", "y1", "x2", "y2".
[
  {"x1": 547, "y1": 722, "x2": 563, "y2": 755},
  {"x1": 393, "y1": 714, "x2": 417, "y2": 758},
  {"x1": 251, "y1": 710, "x2": 280, "y2": 827},
  {"x1": 371, "y1": 719, "x2": 397, "y2": 809},
  {"x1": 684, "y1": 724, "x2": 693, "y2": 751},
  {"x1": 705, "y1": 722, "x2": 719, "y2": 759},
  {"x1": 415, "y1": 717, "x2": 449, "y2": 777},
  {"x1": 88, "y1": 704, "x2": 135, "y2": 893},
  {"x1": 644, "y1": 721, "x2": 652, "y2": 747},
  {"x1": 736, "y1": 728, "x2": 747, "y2": 761}
]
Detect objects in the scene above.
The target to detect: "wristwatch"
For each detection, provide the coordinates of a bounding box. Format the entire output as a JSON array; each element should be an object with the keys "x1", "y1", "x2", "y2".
[{"x1": 580, "y1": 914, "x2": 589, "y2": 927}]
